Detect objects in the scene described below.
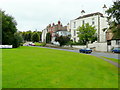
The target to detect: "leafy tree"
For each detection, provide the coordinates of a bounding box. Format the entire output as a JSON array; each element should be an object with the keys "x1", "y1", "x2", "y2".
[
  {"x1": 55, "y1": 36, "x2": 70, "y2": 46},
  {"x1": 12, "y1": 33, "x2": 23, "y2": 48},
  {"x1": 46, "y1": 32, "x2": 51, "y2": 43},
  {"x1": 37, "y1": 31, "x2": 42, "y2": 41},
  {"x1": 21, "y1": 31, "x2": 42, "y2": 42},
  {"x1": 0, "y1": 11, "x2": 2, "y2": 44},
  {"x1": 27, "y1": 31, "x2": 32, "y2": 41},
  {"x1": 31, "y1": 32, "x2": 40, "y2": 42},
  {"x1": 1, "y1": 10, "x2": 22, "y2": 48},
  {"x1": 77, "y1": 23, "x2": 96, "y2": 46},
  {"x1": 106, "y1": 0, "x2": 120, "y2": 25},
  {"x1": 106, "y1": 0, "x2": 120, "y2": 39}
]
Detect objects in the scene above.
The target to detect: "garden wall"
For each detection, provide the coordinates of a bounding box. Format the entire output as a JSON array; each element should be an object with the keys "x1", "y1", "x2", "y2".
[{"x1": 0, "y1": 45, "x2": 12, "y2": 48}]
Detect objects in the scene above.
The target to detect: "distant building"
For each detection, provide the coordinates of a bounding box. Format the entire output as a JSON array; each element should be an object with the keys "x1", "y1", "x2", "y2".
[
  {"x1": 41, "y1": 21, "x2": 70, "y2": 43},
  {"x1": 70, "y1": 5, "x2": 108, "y2": 43},
  {"x1": 41, "y1": 29, "x2": 47, "y2": 42},
  {"x1": 52, "y1": 30, "x2": 71, "y2": 42}
]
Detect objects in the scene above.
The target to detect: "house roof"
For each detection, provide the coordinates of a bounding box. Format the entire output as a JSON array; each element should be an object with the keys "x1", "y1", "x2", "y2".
[{"x1": 75, "y1": 12, "x2": 103, "y2": 20}]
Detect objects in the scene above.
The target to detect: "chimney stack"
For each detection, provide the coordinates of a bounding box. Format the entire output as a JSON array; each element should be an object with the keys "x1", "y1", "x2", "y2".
[
  {"x1": 102, "y1": 4, "x2": 107, "y2": 17},
  {"x1": 81, "y1": 10, "x2": 85, "y2": 16}
]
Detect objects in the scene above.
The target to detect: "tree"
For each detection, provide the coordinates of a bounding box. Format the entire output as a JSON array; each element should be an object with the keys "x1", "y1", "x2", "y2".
[
  {"x1": 55, "y1": 36, "x2": 70, "y2": 46},
  {"x1": 31, "y1": 32, "x2": 40, "y2": 42},
  {"x1": 12, "y1": 33, "x2": 23, "y2": 48},
  {"x1": 37, "y1": 31, "x2": 42, "y2": 41},
  {"x1": 77, "y1": 23, "x2": 96, "y2": 46},
  {"x1": 106, "y1": 0, "x2": 120, "y2": 25},
  {"x1": 46, "y1": 32, "x2": 51, "y2": 43},
  {"x1": 27, "y1": 31, "x2": 32, "y2": 41},
  {"x1": 106, "y1": 0, "x2": 120, "y2": 39},
  {"x1": 1, "y1": 10, "x2": 22, "y2": 48}
]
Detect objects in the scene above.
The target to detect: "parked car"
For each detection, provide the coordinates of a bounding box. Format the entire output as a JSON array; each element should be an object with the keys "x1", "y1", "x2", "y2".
[
  {"x1": 29, "y1": 42, "x2": 35, "y2": 46},
  {"x1": 112, "y1": 47, "x2": 120, "y2": 53},
  {"x1": 51, "y1": 41, "x2": 60, "y2": 46},
  {"x1": 79, "y1": 48, "x2": 92, "y2": 53}
]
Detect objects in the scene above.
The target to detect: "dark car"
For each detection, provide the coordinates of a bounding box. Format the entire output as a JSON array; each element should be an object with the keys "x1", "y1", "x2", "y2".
[
  {"x1": 112, "y1": 47, "x2": 120, "y2": 53},
  {"x1": 79, "y1": 48, "x2": 92, "y2": 53}
]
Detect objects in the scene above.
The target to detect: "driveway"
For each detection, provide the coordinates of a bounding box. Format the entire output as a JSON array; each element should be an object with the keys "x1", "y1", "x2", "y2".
[{"x1": 35, "y1": 46, "x2": 120, "y2": 59}]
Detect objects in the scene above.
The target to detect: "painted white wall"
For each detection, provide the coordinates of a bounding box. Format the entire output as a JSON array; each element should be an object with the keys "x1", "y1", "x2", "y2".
[
  {"x1": 93, "y1": 42, "x2": 107, "y2": 52},
  {"x1": 72, "y1": 45, "x2": 86, "y2": 49},
  {"x1": 71, "y1": 42, "x2": 108, "y2": 52},
  {"x1": 111, "y1": 40, "x2": 120, "y2": 47},
  {"x1": 0, "y1": 45, "x2": 12, "y2": 48},
  {"x1": 41, "y1": 28, "x2": 47, "y2": 42}
]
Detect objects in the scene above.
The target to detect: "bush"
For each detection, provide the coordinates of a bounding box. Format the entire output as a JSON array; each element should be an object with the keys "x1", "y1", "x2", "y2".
[
  {"x1": 55, "y1": 36, "x2": 70, "y2": 46},
  {"x1": 34, "y1": 42, "x2": 41, "y2": 46},
  {"x1": 34, "y1": 42, "x2": 46, "y2": 46},
  {"x1": 12, "y1": 33, "x2": 23, "y2": 48},
  {"x1": 71, "y1": 41, "x2": 86, "y2": 45},
  {"x1": 40, "y1": 43, "x2": 46, "y2": 46}
]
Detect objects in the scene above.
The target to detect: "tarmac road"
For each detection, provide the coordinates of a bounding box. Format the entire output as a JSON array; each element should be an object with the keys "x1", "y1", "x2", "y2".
[{"x1": 35, "y1": 46, "x2": 120, "y2": 59}]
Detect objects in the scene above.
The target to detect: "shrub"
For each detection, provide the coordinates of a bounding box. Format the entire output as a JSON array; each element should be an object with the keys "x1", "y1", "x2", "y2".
[
  {"x1": 34, "y1": 42, "x2": 41, "y2": 46},
  {"x1": 55, "y1": 36, "x2": 70, "y2": 46},
  {"x1": 34, "y1": 42, "x2": 46, "y2": 46},
  {"x1": 40, "y1": 43, "x2": 46, "y2": 46}
]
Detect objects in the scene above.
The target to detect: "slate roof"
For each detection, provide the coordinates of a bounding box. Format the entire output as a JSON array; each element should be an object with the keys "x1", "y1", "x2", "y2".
[{"x1": 75, "y1": 12, "x2": 103, "y2": 20}]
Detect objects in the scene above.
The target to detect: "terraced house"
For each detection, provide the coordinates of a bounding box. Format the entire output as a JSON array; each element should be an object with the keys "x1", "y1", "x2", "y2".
[{"x1": 42, "y1": 21, "x2": 70, "y2": 43}]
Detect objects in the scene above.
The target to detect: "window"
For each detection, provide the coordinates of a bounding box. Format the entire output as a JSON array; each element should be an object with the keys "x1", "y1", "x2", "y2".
[
  {"x1": 116, "y1": 40, "x2": 120, "y2": 45},
  {"x1": 74, "y1": 30, "x2": 76, "y2": 36},
  {"x1": 74, "y1": 22, "x2": 76, "y2": 28},
  {"x1": 82, "y1": 20, "x2": 85, "y2": 25},
  {"x1": 74, "y1": 38, "x2": 76, "y2": 42},
  {"x1": 92, "y1": 21, "x2": 95, "y2": 25},
  {"x1": 92, "y1": 18, "x2": 95, "y2": 25}
]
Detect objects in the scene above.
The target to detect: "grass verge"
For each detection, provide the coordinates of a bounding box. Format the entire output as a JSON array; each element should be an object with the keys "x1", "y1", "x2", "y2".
[
  {"x1": 2, "y1": 46, "x2": 118, "y2": 88},
  {"x1": 101, "y1": 56, "x2": 120, "y2": 64}
]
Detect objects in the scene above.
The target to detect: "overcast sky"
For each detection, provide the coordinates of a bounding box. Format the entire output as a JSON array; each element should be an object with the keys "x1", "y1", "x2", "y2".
[{"x1": 0, "y1": 0, "x2": 113, "y2": 31}]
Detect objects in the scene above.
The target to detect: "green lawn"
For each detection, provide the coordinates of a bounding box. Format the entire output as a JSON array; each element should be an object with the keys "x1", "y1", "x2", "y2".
[
  {"x1": 101, "y1": 56, "x2": 120, "y2": 64},
  {"x1": 2, "y1": 46, "x2": 118, "y2": 88}
]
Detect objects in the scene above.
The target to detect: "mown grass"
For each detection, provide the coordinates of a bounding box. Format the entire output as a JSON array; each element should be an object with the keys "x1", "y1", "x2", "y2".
[
  {"x1": 2, "y1": 46, "x2": 118, "y2": 88},
  {"x1": 101, "y1": 56, "x2": 120, "y2": 64}
]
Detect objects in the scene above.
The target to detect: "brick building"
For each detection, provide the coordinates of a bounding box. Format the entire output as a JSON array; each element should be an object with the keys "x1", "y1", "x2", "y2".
[{"x1": 42, "y1": 21, "x2": 69, "y2": 43}]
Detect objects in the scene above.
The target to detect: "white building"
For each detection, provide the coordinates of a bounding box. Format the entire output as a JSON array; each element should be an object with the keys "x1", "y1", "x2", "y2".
[
  {"x1": 41, "y1": 28, "x2": 47, "y2": 42},
  {"x1": 70, "y1": 5, "x2": 108, "y2": 43}
]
